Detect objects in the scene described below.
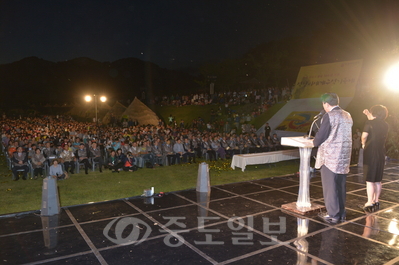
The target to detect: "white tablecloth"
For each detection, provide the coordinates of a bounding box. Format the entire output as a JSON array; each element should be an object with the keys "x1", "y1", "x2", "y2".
[{"x1": 231, "y1": 149, "x2": 300, "y2": 172}]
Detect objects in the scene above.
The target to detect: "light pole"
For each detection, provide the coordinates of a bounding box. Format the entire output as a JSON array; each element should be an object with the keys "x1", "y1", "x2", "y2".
[{"x1": 85, "y1": 94, "x2": 107, "y2": 123}]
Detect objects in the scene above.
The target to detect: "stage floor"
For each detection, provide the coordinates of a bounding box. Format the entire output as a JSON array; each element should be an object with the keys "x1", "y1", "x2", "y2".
[{"x1": 2, "y1": 163, "x2": 399, "y2": 264}]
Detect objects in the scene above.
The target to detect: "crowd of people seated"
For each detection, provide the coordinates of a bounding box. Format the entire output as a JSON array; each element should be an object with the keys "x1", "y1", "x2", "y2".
[
  {"x1": 162, "y1": 105, "x2": 269, "y2": 134},
  {"x1": 153, "y1": 87, "x2": 292, "y2": 107},
  {"x1": 1, "y1": 115, "x2": 281, "y2": 181}
]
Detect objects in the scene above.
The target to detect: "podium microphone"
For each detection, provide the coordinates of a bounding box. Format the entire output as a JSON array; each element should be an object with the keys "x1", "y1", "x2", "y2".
[
  {"x1": 306, "y1": 110, "x2": 325, "y2": 139},
  {"x1": 313, "y1": 110, "x2": 325, "y2": 119}
]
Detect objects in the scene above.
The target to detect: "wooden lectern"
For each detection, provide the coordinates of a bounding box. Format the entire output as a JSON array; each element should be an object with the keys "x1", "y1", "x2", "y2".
[{"x1": 280, "y1": 136, "x2": 325, "y2": 215}]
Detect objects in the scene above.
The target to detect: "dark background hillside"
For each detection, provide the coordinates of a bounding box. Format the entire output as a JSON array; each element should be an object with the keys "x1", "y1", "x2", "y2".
[
  {"x1": 1, "y1": 0, "x2": 398, "y2": 113},
  {"x1": 1, "y1": 19, "x2": 398, "y2": 112},
  {"x1": 0, "y1": 57, "x2": 198, "y2": 108}
]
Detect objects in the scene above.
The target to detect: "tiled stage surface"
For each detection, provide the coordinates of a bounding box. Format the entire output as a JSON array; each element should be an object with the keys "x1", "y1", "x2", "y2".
[{"x1": 2, "y1": 163, "x2": 399, "y2": 264}]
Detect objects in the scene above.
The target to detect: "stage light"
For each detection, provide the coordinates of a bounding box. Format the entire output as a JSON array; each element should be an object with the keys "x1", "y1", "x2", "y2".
[
  {"x1": 384, "y1": 63, "x2": 399, "y2": 91},
  {"x1": 84, "y1": 94, "x2": 106, "y2": 123}
]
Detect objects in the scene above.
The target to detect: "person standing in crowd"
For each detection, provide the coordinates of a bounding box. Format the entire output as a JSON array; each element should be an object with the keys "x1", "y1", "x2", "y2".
[
  {"x1": 264, "y1": 122, "x2": 271, "y2": 137},
  {"x1": 360, "y1": 105, "x2": 389, "y2": 212},
  {"x1": 168, "y1": 114, "x2": 174, "y2": 125},
  {"x1": 313, "y1": 93, "x2": 353, "y2": 224}
]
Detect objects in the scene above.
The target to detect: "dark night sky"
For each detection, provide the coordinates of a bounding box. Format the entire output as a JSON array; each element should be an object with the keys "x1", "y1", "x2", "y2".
[{"x1": 1, "y1": 0, "x2": 398, "y2": 69}]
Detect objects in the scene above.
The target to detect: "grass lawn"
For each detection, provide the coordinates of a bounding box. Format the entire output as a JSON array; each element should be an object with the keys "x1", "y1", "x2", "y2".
[{"x1": 0, "y1": 153, "x2": 300, "y2": 215}]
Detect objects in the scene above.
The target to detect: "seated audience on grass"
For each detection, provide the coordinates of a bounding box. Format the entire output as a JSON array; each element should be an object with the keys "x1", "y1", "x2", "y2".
[
  {"x1": 211, "y1": 136, "x2": 226, "y2": 160},
  {"x1": 76, "y1": 143, "x2": 90, "y2": 174},
  {"x1": 90, "y1": 142, "x2": 103, "y2": 172},
  {"x1": 266, "y1": 136, "x2": 275, "y2": 151},
  {"x1": 173, "y1": 139, "x2": 185, "y2": 164},
  {"x1": 202, "y1": 137, "x2": 217, "y2": 161},
  {"x1": 107, "y1": 150, "x2": 123, "y2": 173},
  {"x1": 60, "y1": 144, "x2": 76, "y2": 174},
  {"x1": 42, "y1": 142, "x2": 56, "y2": 166},
  {"x1": 8, "y1": 141, "x2": 18, "y2": 157},
  {"x1": 128, "y1": 141, "x2": 144, "y2": 168},
  {"x1": 31, "y1": 148, "x2": 46, "y2": 179},
  {"x1": 164, "y1": 139, "x2": 177, "y2": 165},
  {"x1": 49, "y1": 159, "x2": 68, "y2": 180},
  {"x1": 28, "y1": 143, "x2": 36, "y2": 158},
  {"x1": 12, "y1": 146, "x2": 30, "y2": 181},
  {"x1": 183, "y1": 138, "x2": 196, "y2": 163},
  {"x1": 271, "y1": 133, "x2": 281, "y2": 151},
  {"x1": 123, "y1": 152, "x2": 136, "y2": 172},
  {"x1": 155, "y1": 87, "x2": 292, "y2": 107},
  {"x1": 152, "y1": 138, "x2": 165, "y2": 166},
  {"x1": 1, "y1": 112, "x2": 287, "y2": 178},
  {"x1": 140, "y1": 140, "x2": 154, "y2": 167}
]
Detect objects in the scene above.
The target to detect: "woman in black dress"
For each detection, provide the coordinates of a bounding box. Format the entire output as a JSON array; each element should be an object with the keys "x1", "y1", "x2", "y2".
[{"x1": 361, "y1": 105, "x2": 389, "y2": 212}]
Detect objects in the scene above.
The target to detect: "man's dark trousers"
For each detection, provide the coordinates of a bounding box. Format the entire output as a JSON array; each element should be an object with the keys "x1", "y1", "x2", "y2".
[{"x1": 321, "y1": 165, "x2": 346, "y2": 219}]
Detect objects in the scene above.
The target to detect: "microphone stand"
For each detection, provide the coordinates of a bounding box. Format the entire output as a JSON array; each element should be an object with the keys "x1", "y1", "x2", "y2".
[{"x1": 306, "y1": 116, "x2": 322, "y2": 139}]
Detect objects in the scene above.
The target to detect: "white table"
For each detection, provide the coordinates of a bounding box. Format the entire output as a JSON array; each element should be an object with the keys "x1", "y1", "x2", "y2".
[{"x1": 231, "y1": 149, "x2": 300, "y2": 172}]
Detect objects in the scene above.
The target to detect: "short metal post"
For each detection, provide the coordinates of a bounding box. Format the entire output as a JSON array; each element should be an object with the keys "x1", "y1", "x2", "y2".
[
  {"x1": 41, "y1": 177, "x2": 60, "y2": 216},
  {"x1": 197, "y1": 162, "x2": 210, "y2": 192}
]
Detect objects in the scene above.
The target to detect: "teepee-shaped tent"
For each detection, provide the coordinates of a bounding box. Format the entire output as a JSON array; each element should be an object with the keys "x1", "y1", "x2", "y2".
[
  {"x1": 102, "y1": 101, "x2": 127, "y2": 124},
  {"x1": 122, "y1": 97, "x2": 159, "y2": 125}
]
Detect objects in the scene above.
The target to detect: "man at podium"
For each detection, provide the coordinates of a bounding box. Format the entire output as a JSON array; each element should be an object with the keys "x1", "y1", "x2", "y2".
[{"x1": 313, "y1": 93, "x2": 353, "y2": 224}]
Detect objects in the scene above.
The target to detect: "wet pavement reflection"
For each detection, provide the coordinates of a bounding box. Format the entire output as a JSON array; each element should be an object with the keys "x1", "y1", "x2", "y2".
[{"x1": 1, "y1": 164, "x2": 399, "y2": 264}]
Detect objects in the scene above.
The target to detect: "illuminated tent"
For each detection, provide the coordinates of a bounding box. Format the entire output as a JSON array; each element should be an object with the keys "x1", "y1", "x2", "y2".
[
  {"x1": 122, "y1": 97, "x2": 159, "y2": 126},
  {"x1": 102, "y1": 101, "x2": 127, "y2": 124}
]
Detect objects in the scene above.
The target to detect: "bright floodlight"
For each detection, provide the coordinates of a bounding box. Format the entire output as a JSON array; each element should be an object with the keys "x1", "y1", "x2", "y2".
[
  {"x1": 100, "y1": 96, "x2": 107, "y2": 102},
  {"x1": 85, "y1": 95, "x2": 92, "y2": 102},
  {"x1": 384, "y1": 63, "x2": 399, "y2": 91}
]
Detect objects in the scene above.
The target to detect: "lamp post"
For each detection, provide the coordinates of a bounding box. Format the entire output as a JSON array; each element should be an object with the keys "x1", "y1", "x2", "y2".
[{"x1": 85, "y1": 94, "x2": 107, "y2": 123}]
